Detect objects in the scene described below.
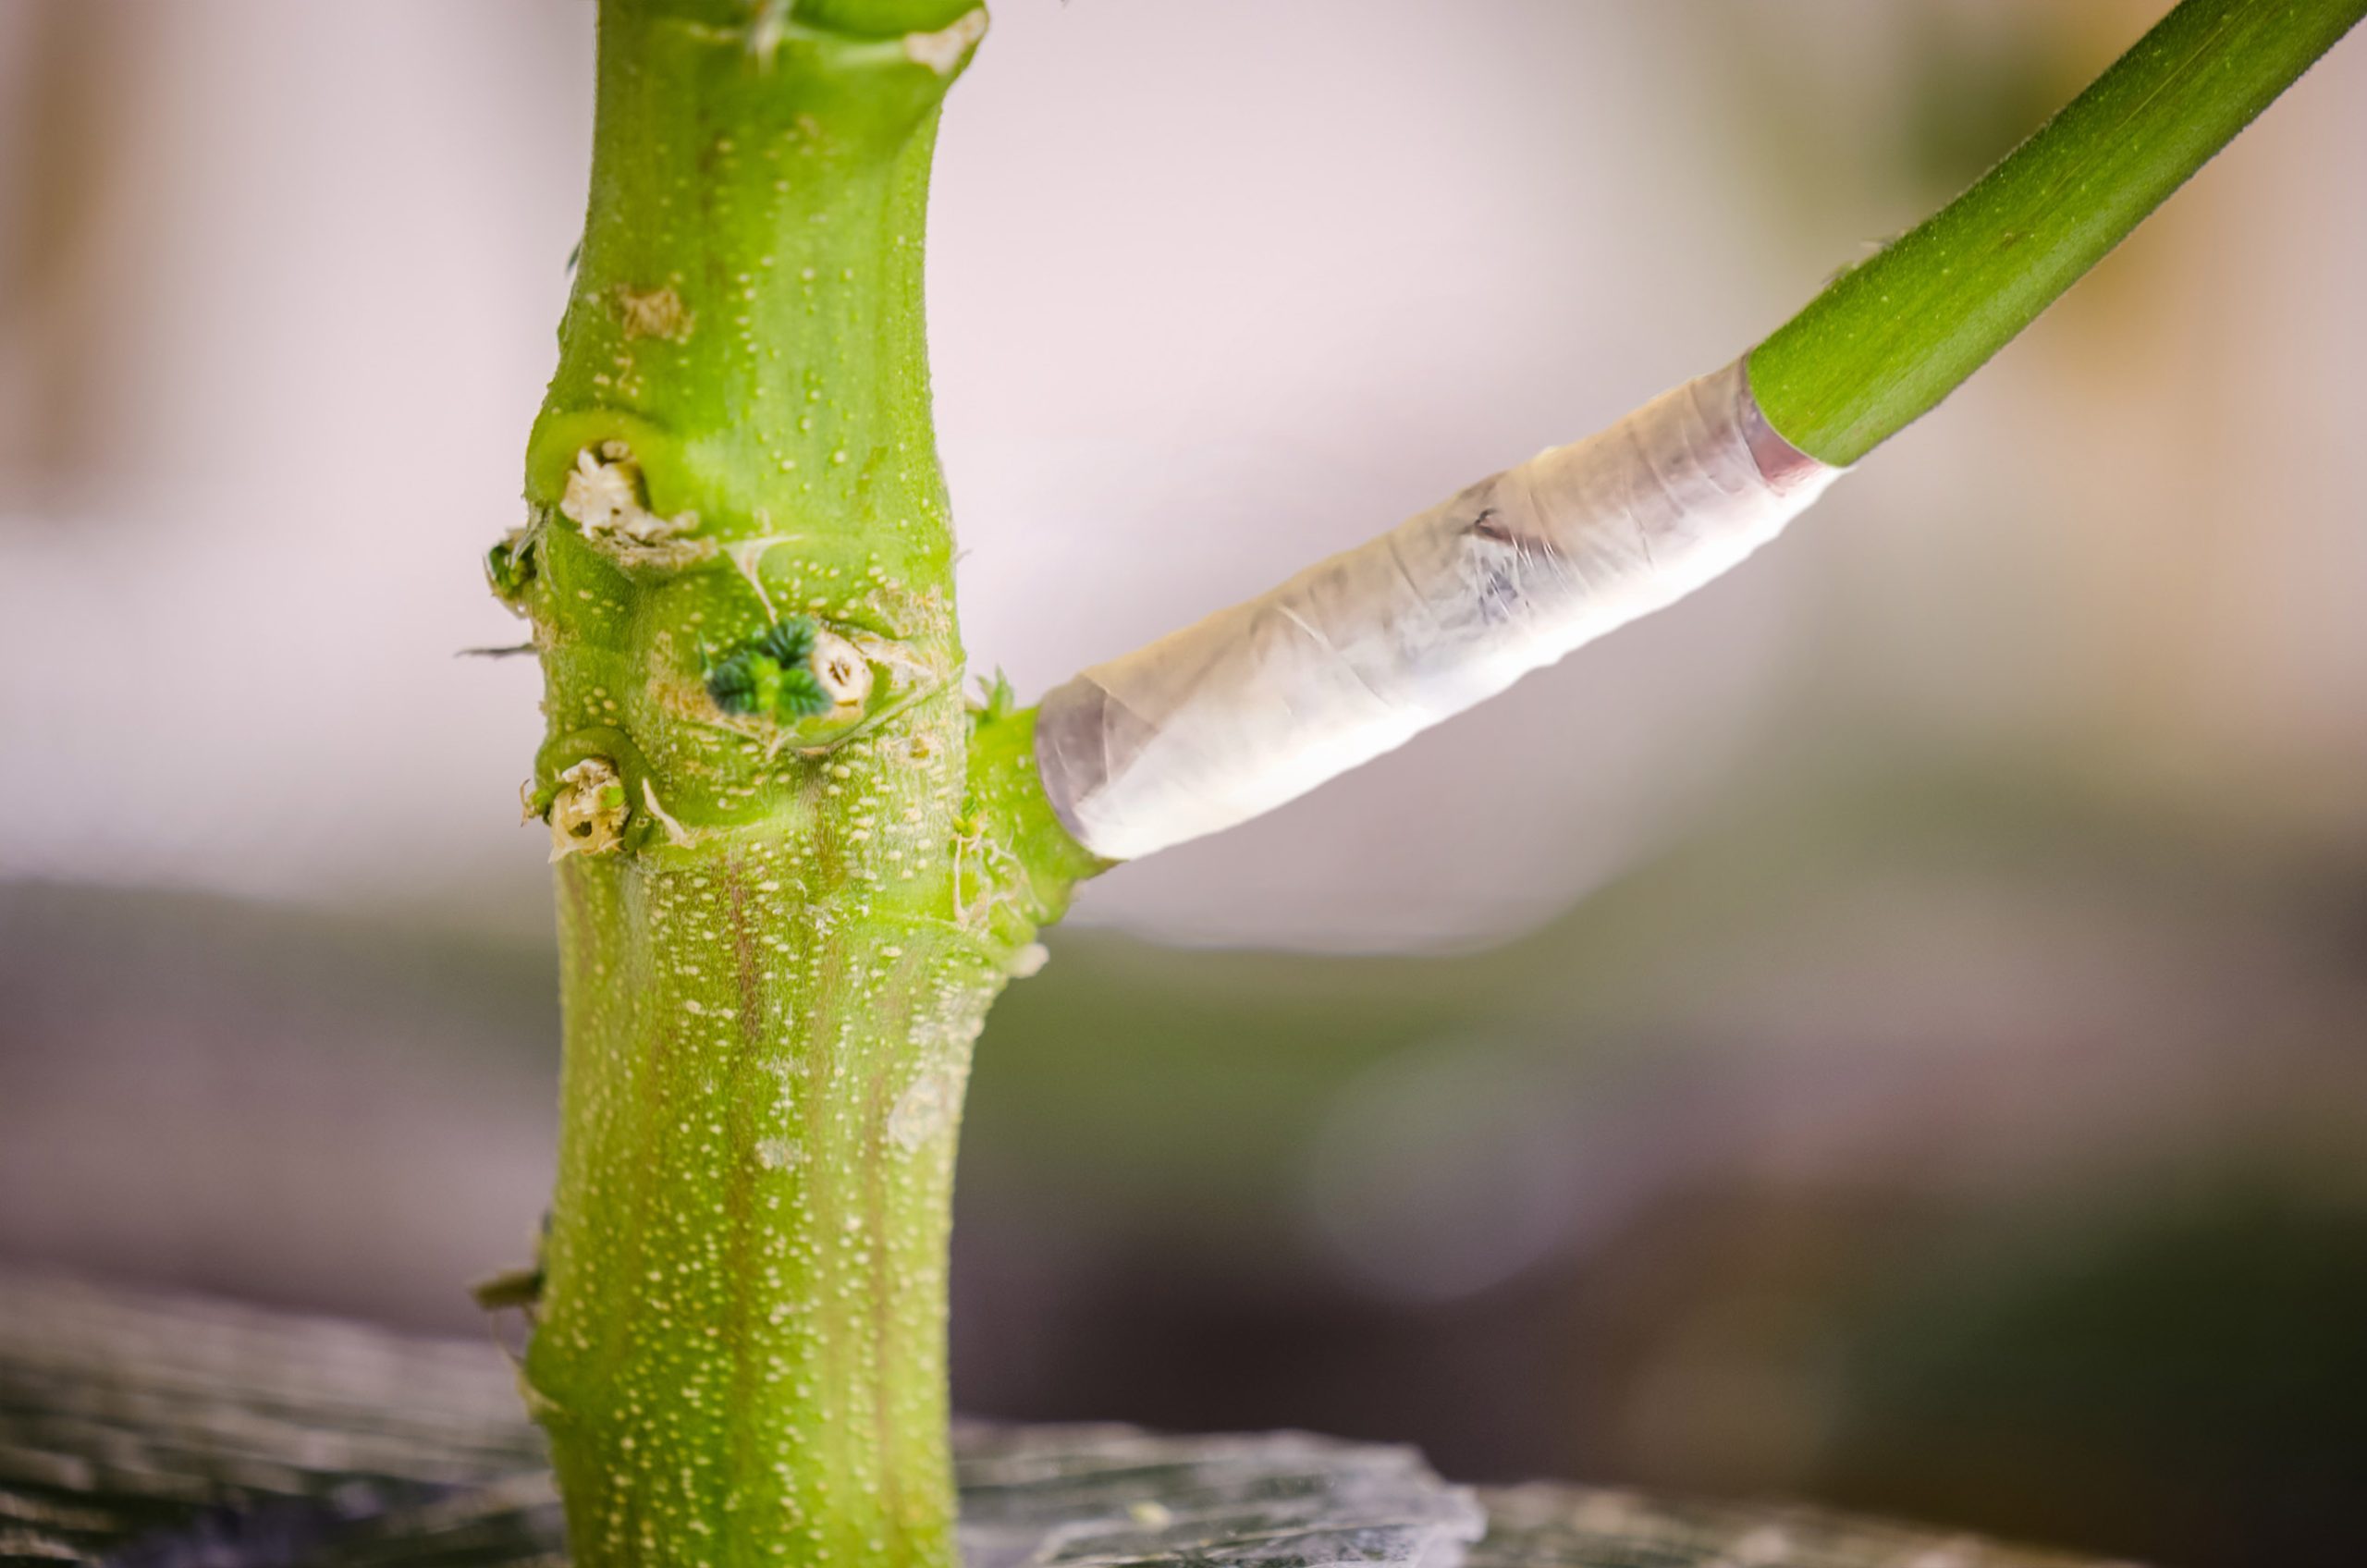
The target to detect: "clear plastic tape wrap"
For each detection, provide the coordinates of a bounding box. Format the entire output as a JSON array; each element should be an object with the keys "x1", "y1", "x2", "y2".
[{"x1": 1035, "y1": 358, "x2": 1843, "y2": 861}]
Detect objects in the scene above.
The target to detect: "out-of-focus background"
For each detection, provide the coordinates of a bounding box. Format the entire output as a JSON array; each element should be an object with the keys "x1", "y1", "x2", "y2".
[{"x1": 4, "y1": 2, "x2": 2364, "y2": 1564}]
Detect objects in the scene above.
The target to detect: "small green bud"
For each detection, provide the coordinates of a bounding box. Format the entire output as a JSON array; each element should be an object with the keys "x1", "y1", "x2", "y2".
[
  {"x1": 774, "y1": 665, "x2": 831, "y2": 718},
  {"x1": 754, "y1": 617, "x2": 819, "y2": 669},
  {"x1": 486, "y1": 533, "x2": 537, "y2": 604},
  {"x1": 980, "y1": 668, "x2": 1018, "y2": 719},
  {"x1": 706, "y1": 652, "x2": 765, "y2": 715},
  {"x1": 705, "y1": 616, "x2": 839, "y2": 724}
]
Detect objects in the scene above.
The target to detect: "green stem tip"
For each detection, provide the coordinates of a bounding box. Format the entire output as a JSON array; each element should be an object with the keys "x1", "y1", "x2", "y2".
[{"x1": 1749, "y1": 0, "x2": 2366, "y2": 467}]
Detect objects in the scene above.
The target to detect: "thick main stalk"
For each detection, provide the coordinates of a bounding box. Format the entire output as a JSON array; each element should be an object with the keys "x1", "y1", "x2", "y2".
[{"x1": 501, "y1": 5, "x2": 1078, "y2": 1566}]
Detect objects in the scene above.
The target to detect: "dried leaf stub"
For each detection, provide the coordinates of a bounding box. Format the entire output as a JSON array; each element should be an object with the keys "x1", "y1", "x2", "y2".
[
  {"x1": 546, "y1": 757, "x2": 627, "y2": 861},
  {"x1": 559, "y1": 445, "x2": 713, "y2": 570}
]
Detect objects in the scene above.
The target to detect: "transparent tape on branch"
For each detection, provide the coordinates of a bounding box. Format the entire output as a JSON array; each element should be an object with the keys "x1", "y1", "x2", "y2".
[{"x1": 1035, "y1": 358, "x2": 1844, "y2": 862}]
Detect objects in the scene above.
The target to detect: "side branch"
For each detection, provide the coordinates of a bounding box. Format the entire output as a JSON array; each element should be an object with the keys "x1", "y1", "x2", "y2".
[
  {"x1": 1018, "y1": 0, "x2": 2361, "y2": 871},
  {"x1": 1033, "y1": 362, "x2": 1836, "y2": 862}
]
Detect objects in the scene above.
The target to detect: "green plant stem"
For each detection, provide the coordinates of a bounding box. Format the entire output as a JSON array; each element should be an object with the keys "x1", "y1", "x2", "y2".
[
  {"x1": 502, "y1": 4, "x2": 1085, "y2": 1566},
  {"x1": 1750, "y1": 0, "x2": 2365, "y2": 466}
]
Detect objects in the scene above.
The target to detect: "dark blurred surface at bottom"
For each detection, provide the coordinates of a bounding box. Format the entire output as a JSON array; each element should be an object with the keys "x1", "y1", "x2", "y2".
[
  {"x1": 0, "y1": 1270, "x2": 2116, "y2": 1568},
  {"x1": 6, "y1": 764, "x2": 2365, "y2": 1568}
]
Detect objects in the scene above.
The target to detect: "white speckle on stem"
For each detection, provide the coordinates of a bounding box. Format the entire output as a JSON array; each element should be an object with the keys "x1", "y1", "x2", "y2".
[
  {"x1": 613, "y1": 284, "x2": 693, "y2": 342},
  {"x1": 888, "y1": 1068, "x2": 962, "y2": 1152}
]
